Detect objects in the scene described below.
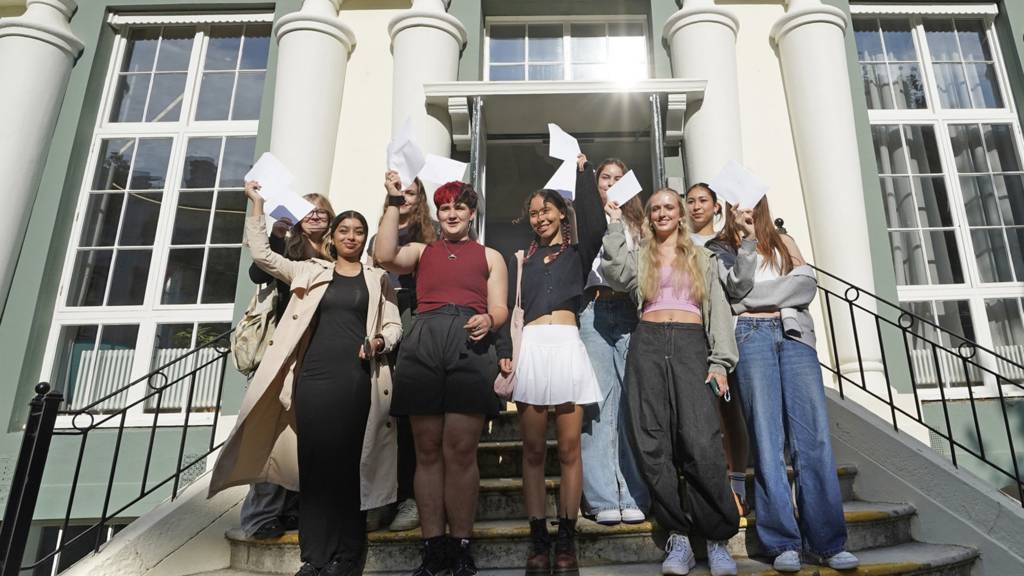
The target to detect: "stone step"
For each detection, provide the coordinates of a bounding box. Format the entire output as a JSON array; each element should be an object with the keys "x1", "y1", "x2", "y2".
[{"x1": 227, "y1": 500, "x2": 915, "y2": 573}]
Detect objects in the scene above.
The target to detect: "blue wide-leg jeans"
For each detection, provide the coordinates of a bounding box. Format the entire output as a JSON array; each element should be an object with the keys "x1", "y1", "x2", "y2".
[{"x1": 734, "y1": 317, "x2": 848, "y2": 558}]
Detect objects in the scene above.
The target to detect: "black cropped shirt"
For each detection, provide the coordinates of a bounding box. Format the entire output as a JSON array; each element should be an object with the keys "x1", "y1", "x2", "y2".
[{"x1": 496, "y1": 163, "x2": 606, "y2": 358}]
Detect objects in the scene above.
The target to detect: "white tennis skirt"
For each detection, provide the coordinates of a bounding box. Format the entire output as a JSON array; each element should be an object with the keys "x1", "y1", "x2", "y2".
[{"x1": 511, "y1": 324, "x2": 602, "y2": 406}]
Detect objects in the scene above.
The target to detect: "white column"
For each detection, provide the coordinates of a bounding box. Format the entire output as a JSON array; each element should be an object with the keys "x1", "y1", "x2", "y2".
[
  {"x1": 0, "y1": 0, "x2": 83, "y2": 309},
  {"x1": 664, "y1": 0, "x2": 742, "y2": 184},
  {"x1": 388, "y1": 0, "x2": 466, "y2": 158},
  {"x1": 269, "y1": 0, "x2": 355, "y2": 197},
  {"x1": 772, "y1": 0, "x2": 884, "y2": 380}
]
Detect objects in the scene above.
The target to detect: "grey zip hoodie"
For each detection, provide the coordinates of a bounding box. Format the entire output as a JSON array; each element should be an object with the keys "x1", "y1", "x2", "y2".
[
  {"x1": 729, "y1": 264, "x2": 819, "y2": 349},
  {"x1": 599, "y1": 221, "x2": 739, "y2": 376}
]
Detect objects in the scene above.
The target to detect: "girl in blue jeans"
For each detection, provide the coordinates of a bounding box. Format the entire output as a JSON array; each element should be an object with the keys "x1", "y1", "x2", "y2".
[{"x1": 708, "y1": 199, "x2": 859, "y2": 573}]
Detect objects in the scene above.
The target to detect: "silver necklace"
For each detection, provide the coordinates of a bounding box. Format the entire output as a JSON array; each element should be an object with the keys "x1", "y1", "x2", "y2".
[{"x1": 442, "y1": 238, "x2": 463, "y2": 260}]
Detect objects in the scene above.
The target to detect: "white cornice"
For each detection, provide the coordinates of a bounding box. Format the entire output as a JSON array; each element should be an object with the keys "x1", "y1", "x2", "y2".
[
  {"x1": 107, "y1": 12, "x2": 273, "y2": 26},
  {"x1": 422, "y1": 79, "x2": 707, "y2": 105},
  {"x1": 849, "y1": 3, "x2": 998, "y2": 17}
]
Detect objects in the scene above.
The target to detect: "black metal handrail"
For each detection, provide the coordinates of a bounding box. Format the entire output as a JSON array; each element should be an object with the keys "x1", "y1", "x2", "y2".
[{"x1": 0, "y1": 329, "x2": 234, "y2": 576}]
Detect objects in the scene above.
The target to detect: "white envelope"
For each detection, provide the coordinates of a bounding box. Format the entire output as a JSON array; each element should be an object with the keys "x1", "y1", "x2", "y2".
[
  {"x1": 548, "y1": 123, "x2": 581, "y2": 162},
  {"x1": 544, "y1": 159, "x2": 577, "y2": 199},
  {"x1": 708, "y1": 160, "x2": 769, "y2": 210},
  {"x1": 418, "y1": 153, "x2": 467, "y2": 185},
  {"x1": 606, "y1": 170, "x2": 642, "y2": 206},
  {"x1": 387, "y1": 117, "x2": 426, "y2": 189}
]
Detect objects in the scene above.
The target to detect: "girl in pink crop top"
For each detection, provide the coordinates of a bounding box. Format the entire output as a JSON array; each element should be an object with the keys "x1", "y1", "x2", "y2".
[{"x1": 643, "y1": 265, "x2": 701, "y2": 316}]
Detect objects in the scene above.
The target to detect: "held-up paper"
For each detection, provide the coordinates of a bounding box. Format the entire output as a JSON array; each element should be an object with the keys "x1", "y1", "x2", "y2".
[
  {"x1": 244, "y1": 152, "x2": 315, "y2": 223},
  {"x1": 548, "y1": 123, "x2": 581, "y2": 162},
  {"x1": 544, "y1": 159, "x2": 577, "y2": 199},
  {"x1": 387, "y1": 117, "x2": 426, "y2": 189},
  {"x1": 708, "y1": 160, "x2": 769, "y2": 210},
  {"x1": 606, "y1": 170, "x2": 642, "y2": 206},
  {"x1": 419, "y1": 153, "x2": 468, "y2": 185}
]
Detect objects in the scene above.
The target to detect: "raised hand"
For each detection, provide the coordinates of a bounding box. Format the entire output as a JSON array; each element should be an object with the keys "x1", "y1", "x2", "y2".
[
  {"x1": 604, "y1": 200, "x2": 622, "y2": 222},
  {"x1": 385, "y1": 171, "x2": 403, "y2": 197}
]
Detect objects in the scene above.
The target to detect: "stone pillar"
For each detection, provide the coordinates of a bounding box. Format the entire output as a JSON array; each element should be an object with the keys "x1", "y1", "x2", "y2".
[
  {"x1": 0, "y1": 0, "x2": 83, "y2": 310},
  {"x1": 388, "y1": 0, "x2": 466, "y2": 159},
  {"x1": 269, "y1": 0, "x2": 355, "y2": 197},
  {"x1": 772, "y1": 0, "x2": 884, "y2": 379},
  {"x1": 664, "y1": 0, "x2": 742, "y2": 184}
]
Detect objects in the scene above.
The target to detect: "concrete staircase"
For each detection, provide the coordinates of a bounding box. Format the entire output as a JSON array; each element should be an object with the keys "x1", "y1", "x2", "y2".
[{"x1": 220, "y1": 411, "x2": 979, "y2": 575}]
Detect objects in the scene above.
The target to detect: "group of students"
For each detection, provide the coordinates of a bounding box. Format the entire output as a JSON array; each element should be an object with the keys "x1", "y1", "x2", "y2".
[{"x1": 208, "y1": 153, "x2": 860, "y2": 576}]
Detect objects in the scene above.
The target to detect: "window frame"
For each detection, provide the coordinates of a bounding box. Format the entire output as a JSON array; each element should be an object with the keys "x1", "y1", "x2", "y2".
[
  {"x1": 483, "y1": 15, "x2": 651, "y2": 82},
  {"x1": 42, "y1": 17, "x2": 272, "y2": 428}
]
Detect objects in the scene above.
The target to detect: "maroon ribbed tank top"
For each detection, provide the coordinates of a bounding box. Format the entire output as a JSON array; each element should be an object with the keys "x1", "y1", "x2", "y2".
[{"x1": 416, "y1": 240, "x2": 489, "y2": 314}]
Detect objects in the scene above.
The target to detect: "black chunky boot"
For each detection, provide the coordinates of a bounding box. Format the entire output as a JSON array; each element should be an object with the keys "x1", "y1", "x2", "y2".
[
  {"x1": 449, "y1": 536, "x2": 478, "y2": 576},
  {"x1": 412, "y1": 535, "x2": 449, "y2": 576},
  {"x1": 552, "y1": 518, "x2": 578, "y2": 575},
  {"x1": 525, "y1": 517, "x2": 551, "y2": 574}
]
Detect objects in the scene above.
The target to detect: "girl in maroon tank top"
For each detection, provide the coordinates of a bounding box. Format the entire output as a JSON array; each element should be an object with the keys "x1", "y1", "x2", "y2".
[{"x1": 373, "y1": 175, "x2": 508, "y2": 576}]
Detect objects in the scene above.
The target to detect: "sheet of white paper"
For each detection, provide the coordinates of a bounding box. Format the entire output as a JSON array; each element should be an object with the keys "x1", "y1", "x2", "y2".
[
  {"x1": 245, "y1": 152, "x2": 294, "y2": 191},
  {"x1": 387, "y1": 117, "x2": 426, "y2": 189},
  {"x1": 268, "y1": 194, "x2": 316, "y2": 223},
  {"x1": 708, "y1": 160, "x2": 769, "y2": 209},
  {"x1": 606, "y1": 170, "x2": 642, "y2": 206},
  {"x1": 548, "y1": 123, "x2": 581, "y2": 162},
  {"x1": 418, "y1": 153, "x2": 467, "y2": 185},
  {"x1": 544, "y1": 160, "x2": 577, "y2": 199}
]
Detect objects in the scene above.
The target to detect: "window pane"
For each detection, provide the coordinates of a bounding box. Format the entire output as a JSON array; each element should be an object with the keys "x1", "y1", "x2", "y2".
[
  {"x1": 205, "y1": 25, "x2": 243, "y2": 70},
  {"x1": 182, "y1": 138, "x2": 222, "y2": 189},
  {"x1": 231, "y1": 71, "x2": 265, "y2": 120},
  {"x1": 961, "y1": 176, "x2": 1002, "y2": 227},
  {"x1": 972, "y1": 228, "x2": 1014, "y2": 282},
  {"x1": 934, "y1": 300, "x2": 976, "y2": 343},
  {"x1": 240, "y1": 24, "x2": 271, "y2": 70},
  {"x1": 528, "y1": 24, "x2": 563, "y2": 62},
  {"x1": 986, "y1": 298, "x2": 1023, "y2": 347},
  {"x1": 489, "y1": 64, "x2": 525, "y2": 81},
  {"x1": 147, "y1": 322, "x2": 194, "y2": 412},
  {"x1": 994, "y1": 175, "x2": 1024, "y2": 225},
  {"x1": 1007, "y1": 227, "x2": 1024, "y2": 281},
  {"x1": 50, "y1": 325, "x2": 98, "y2": 405},
  {"x1": 890, "y1": 230, "x2": 928, "y2": 285},
  {"x1": 109, "y1": 74, "x2": 151, "y2": 123},
  {"x1": 79, "y1": 194, "x2": 124, "y2": 247},
  {"x1": 871, "y1": 124, "x2": 903, "y2": 174},
  {"x1": 155, "y1": 27, "x2": 193, "y2": 72},
  {"x1": 916, "y1": 177, "x2": 954, "y2": 228},
  {"x1": 220, "y1": 137, "x2": 256, "y2": 188},
  {"x1": 107, "y1": 250, "x2": 152, "y2": 305},
  {"x1": 880, "y1": 18, "x2": 916, "y2": 61},
  {"x1": 571, "y1": 23, "x2": 606, "y2": 62},
  {"x1": 490, "y1": 25, "x2": 525, "y2": 63},
  {"x1": 67, "y1": 250, "x2": 112, "y2": 306},
  {"x1": 172, "y1": 191, "x2": 213, "y2": 245},
  {"x1": 129, "y1": 138, "x2": 172, "y2": 190},
  {"x1": 854, "y1": 19, "x2": 883, "y2": 61},
  {"x1": 957, "y1": 19, "x2": 993, "y2": 61},
  {"x1": 92, "y1": 139, "x2": 135, "y2": 191},
  {"x1": 862, "y1": 64, "x2": 894, "y2": 110},
  {"x1": 925, "y1": 19, "x2": 960, "y2": 61},
  {"x1": 983, "y1": 124, "x2": 1020, "y2": 172},
  {"x1": 933, "y1": 63, "x2": 970, "y2": 108},
  {"x1": 90, "y1": 325, "x2": 140, "y2": 403},
  {"x1": 196, "y1": 72, "x2": 234, "y2": 121},
  {"x1": 923, "y1": 230, "x2": 964, "y2": 284},
  {"x1": 607, "y1": 27, "x2": 646, "y2": 80},
  {"x1": 880, "y1": 177, "x2": 918, "y2": 228},
  {"x1": 528, "y1": 64, "x2": 563, "y2": 81},
  {"x1": 966, "y1": 63, "x2": 1003, "y2": 108},
  {"x1": 904, "y1": 125, "x2": 942, "y2": 174},
  {"x1": 122, "y1": 28, "x2": 159, "y2": 73},
  {"x1": 202, "y1": 247, "x2": 241, "y2": 303},
  {"x1": 145, "y1": 73, "x2": 186, "y2": 122},
  {"x1": 162, "y1": 248, "x2": 205, "y2": 304},
  {"x1": 211, "y1": 191, "x2": 246, "y2": 244},
  {"x1": 949, "y1": 124, "x2": 988, "y2": 173},
  {"x1": 890, "y1": 63, "x2": 927, "y2": 109},
  {"x1": 119, "y1": 193, "x2": 162, "y2": 246},
  {"x1": 572, "y1": 63, "x2": 607, "y2": 81}
]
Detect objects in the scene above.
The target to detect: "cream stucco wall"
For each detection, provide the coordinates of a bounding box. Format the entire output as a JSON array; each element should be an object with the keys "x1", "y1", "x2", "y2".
[{"x1": 330, "y1": 2, "x2": 409, "y2": 239}]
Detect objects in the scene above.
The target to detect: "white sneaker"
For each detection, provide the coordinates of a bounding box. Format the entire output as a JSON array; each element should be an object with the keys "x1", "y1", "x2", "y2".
[
  {"x1": 594, "y1": 509, "x2": 622, "y2": 525},
  {"x1": 620, "y1": 508, "x2": 646, "y2": 524},
  {"x1": 662, "y1": 533, "x2": 696, "y2": 575},
  {"x1": 388, "y1": 498, "x2": 419, "y2": 531},
  {"x1": 706, "y1": 541, "x2": 737, "y2": 576},
  {"x1": 826, "y1": 550, "x2": 860, "y2": 570},
  {"x1": 773, "y1": 550, "x2": 801, "y2": 573}
]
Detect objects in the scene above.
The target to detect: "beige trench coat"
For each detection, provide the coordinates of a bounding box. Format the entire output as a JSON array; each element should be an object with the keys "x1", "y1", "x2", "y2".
[{"x1": 208, "y1": 216, "x2": 402, "y2": 510}]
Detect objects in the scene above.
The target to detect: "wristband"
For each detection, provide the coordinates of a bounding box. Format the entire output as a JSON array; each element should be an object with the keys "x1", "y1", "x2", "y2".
[{"x1": 387, "y1": 195, "x2": 406, "y2": 207}]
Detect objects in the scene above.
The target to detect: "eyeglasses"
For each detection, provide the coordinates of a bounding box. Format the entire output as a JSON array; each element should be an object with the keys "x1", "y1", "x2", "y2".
[{"x1": 304, "y1": 209, "x2": 330, "y2": 221}]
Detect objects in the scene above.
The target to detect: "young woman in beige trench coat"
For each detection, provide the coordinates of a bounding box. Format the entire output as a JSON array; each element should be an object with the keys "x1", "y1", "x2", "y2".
[{"x1": 209, "y1": 182, "x2": 403, "y2": 576}]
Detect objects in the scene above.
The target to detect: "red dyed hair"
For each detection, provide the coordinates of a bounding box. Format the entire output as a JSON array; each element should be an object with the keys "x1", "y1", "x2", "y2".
[{"x1": 433, "y1": 181, "x2": 478, "y2": 210}]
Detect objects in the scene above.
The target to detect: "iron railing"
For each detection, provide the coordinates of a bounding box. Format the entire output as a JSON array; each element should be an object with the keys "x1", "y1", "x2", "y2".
[{"x1": 0, "y1": 329, "x2": 233, "y2": 576}]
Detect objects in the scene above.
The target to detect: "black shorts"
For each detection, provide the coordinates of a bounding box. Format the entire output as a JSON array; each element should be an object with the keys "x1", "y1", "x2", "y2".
[{"x1": 390, "y1": 305, "x2": 503, "y2": 418}]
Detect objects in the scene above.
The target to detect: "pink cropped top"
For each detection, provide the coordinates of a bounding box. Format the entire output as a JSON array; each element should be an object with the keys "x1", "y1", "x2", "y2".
[{"x1": 643, "y1": 265, "x2": 701, "y2": 316}]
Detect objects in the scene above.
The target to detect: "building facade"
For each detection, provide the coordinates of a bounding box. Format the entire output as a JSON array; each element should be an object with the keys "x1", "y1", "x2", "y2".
[{"x1": 1, "y1": 0, "x2": 1023, "y2": 571}]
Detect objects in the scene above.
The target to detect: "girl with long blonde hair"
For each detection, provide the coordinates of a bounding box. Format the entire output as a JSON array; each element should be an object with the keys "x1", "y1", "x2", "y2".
[{"x1": 601, "y1": 189, "x2": 739, "y2": 576}]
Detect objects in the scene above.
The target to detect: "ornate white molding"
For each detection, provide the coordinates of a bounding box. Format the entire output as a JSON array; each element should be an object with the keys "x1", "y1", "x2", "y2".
[
  {"x1": 447, "y1": 96, "x2": 471, "y2": 150},
  {"x1": 107, "y1": 12, "x2": 274, "y2": 26},
  {"x1": 665, "y1": 93, "x2": 688, "y2": 144},
  {"x1": 0, "y1": 0, "x2": 83, "y2": 57},
  {"x1": 771, "y1": 3, "x2": 848, "y2": 45},
  {"x1": 849, "y1": 3, "x2": 997, "y2": 17},
  {"x1": 274, "y1": 10, "x2": 356, "y2": 53},
  {"x1": 663, "y1": 5, "x2": 739, "y2": 42},
  {"x1": 388, "y1": 10, "x2": 467, "y2": 48}
]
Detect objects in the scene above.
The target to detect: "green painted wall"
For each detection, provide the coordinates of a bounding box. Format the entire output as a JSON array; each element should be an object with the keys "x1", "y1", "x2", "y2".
[
  {"x1": 0, "y1": 0, "x2": 300, "y2": 516},
  {"x1": 451, "y1": 0, "x2": 482, "y2": 81},
  {"x1": 0, "y1": 6, "x2": 25, "y2": 18}
]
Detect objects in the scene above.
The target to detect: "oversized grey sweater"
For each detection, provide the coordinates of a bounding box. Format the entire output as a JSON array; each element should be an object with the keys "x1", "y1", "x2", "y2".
[{"x1": 729, "y1": 264, "x2": 819, "y2": 349}]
